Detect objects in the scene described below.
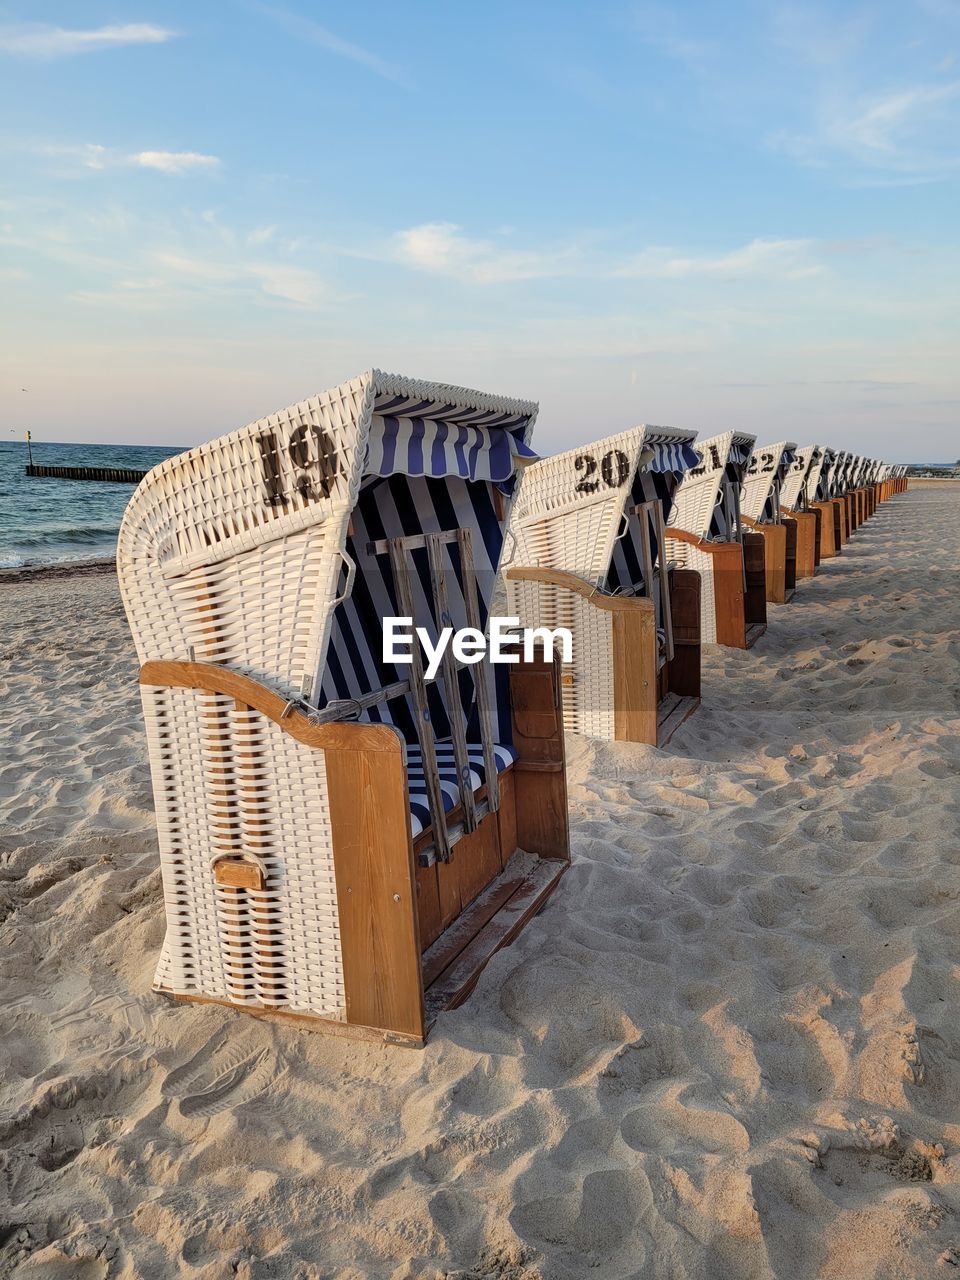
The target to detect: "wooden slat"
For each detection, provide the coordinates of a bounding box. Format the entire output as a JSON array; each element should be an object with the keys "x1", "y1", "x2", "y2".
[
  {"x1": 421, "y1": 870, "x2": 522, "y2": 988},
  {"x1": 457, "y1": 528, "x2": 500, "y2": 815},
  {"x1": 496, "y1": 769, "x2": 518, "y2": 869},
  {"x1": 657, "y1": 692, "x2": 700, "y2": 746},
  {"x1": 415, "y1": 861, "x2": 443, "y2": 950},
  {"x1": 452, "y1": 806, "x2": 502, "y2": 914},
  {"x1": 631, "y1": 499, "x2": 670, "y2": 670},
  {"x1": 426, "y1": 531, "x2": 476, "y2": 833},
  {"x1": 388, "y1": 536, "x2": 451, "y2": 863},
  {"x1": 424, "y1": 859, "x2": 568, "y2": 1017},
  {"x1": 367, "y1": 529, "x2": 461, "y2": 555}
]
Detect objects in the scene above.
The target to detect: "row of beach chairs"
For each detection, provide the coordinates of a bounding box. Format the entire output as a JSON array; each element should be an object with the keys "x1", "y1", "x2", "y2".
[{"x1": 118, "y1": 370, "x2": 908, "y2": 1044}]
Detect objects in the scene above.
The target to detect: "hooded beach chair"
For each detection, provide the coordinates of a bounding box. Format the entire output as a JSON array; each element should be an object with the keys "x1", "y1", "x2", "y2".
[
  {"x1": 849, "y1": 455, "x2": 868, "y2": 528},
  {"x1": 497, "y1": 425, "x2": 702, "y2": 747},
  {"x1": 878, "y1": 462, "x2": 902, "y2": 501},
  {"x1": 778, "y1": 445, "x2": 825, "y2": 580},
  {"x1": 807, "y1": 447, "x2": 841, "y2": 557},
  {"x1": 824, "y1": 450, "x2": 855, "y2": 545},
  {"x1": 739, "y1": 441, "x2": 799, "y2": 604},
  {"x1": 661, "y1": 431, "x2": 768, "y2": 649},
  {"x1": 871, "y1": 460, "x2": 889, "y2": 505},
  {"x1": 118, "y1": 370, "x2": 571, "y2": 1046}
]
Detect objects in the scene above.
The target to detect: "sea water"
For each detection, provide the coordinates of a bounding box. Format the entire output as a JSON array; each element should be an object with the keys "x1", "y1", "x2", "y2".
[{"x1": 0, "y1": 440, "x2": 182, "y2": 568}]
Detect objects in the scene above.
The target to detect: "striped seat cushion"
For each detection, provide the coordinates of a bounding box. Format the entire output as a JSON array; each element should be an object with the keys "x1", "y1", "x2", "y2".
[{"x1": 406, "y1": 741, "x2": 517, "y2": 838}]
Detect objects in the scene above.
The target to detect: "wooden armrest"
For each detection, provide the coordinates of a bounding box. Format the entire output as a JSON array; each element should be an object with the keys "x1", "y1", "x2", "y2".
[
  {"x1": 139, "y1": 660, "x2": 404, "y2": 755},
  {"x1": 505, "y1": 566, "x2": 654, "y2": 616},
  {"x1": 740, "y1": 514, "x2": 763, "y2": 529},
  {"x1": 665, "y1": 527, "x2": 747, "y2": 559}
]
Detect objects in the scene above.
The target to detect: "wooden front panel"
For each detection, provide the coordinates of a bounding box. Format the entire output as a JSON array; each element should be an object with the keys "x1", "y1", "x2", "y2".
[
  {"x1": 832, "y1": 500, "x2": 845, "y2": 546},
  {"x1": 327, "y1": 746, "x2": 425, "y2": 1042},
  {"x1": 783, "y1": 518, "x2": 798, "y2": 592},
  {"x1": 509, "y1": 658, "x2": 570, "y2": 862},
  {"x1": 811, "y1": 507, "x2": 822, "y2": 567},
  {"x1": 742, "y1": 532, "x2": 768, "y2": 626},
  {"x1": 611, "y1": 601, "x2": 658, "y2": 745},
  {"x1": 814, "y1": 501, "x2": 834, "y2": 558},
  {"x1": 667, "y1": 569, "x2": 701, "y2": 698},
  {"x1": 762, "y1": 524, "x2": 788, "y2": 603},
  {"x1": 711, "y1": 541, "x2": 748, "y2": 648},
  {"x1": 792, "y1": 512, "x2": 816, "y2": 578}
]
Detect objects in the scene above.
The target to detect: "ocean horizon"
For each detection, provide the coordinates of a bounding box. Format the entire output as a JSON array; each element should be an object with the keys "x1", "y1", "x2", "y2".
[
  {"x1": 0, "y1": 438, "x2": 946, "y2": 572},
  {"x1": 0, "y1": 440, "x2": 183, "y2": 569}
]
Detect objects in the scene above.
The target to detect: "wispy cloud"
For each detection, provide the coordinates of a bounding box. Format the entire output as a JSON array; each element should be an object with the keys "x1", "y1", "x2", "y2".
[
  {"x1": 1, "y1": 202, "x2": 326, "y2": 309},
  {"x1": 29, "y1": 141, "x2": 220, "y2": 177},
  {"x1": 0, "y1": 23, "x2": 175, "y2": 59},
  {"x1": 247, "y1": 2, "x2": 405, "y2": 84},
  {"x1": 394, "y1": 222, "x2": 584, "y2": 283},
  {"x1": 393, "y1": 225, "x2": 830, "y2": 286},
  {"x1": 133, "y1": 151, "x2": 220, "y2": 174},
  {"x1": 619, "y1": 237, "x2": 823, "y2": 280},
  {"x1": 151, "y1": 251, "x2": 325, "y2": 306},
  {"x1": 773, "y1": 78, "x2": 960, "y2": 181}
]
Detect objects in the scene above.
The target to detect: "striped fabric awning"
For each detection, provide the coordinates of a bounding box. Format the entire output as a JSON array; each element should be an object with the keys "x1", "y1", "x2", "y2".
[
  {"x1": 364, "y1": 413, "x2": 536, "y2": 490},
  {"x1": 729, "y1": 438, "x2": 754, "y2": 466},
  {"x1": 644, "y1": 435, "x2": 701, "y2": 474}
]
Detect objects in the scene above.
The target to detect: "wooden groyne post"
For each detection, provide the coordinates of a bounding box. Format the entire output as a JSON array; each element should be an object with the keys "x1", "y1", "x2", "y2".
[{"x1": 25, "y1": 464, "x2": 148, "y2": 483}]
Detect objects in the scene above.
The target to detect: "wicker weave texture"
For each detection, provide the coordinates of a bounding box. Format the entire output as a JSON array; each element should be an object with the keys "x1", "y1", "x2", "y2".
[
  {"x1": 508, "y1": 577, "x2": 616, "y2": 738},
  {"x1": 144, "y1": 685, "x2": 345, "y2": 1017}
]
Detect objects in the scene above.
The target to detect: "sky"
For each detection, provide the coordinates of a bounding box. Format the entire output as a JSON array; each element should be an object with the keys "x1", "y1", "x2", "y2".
[{"x1": 1, "y1": 2, "x2": 958, "y2": 459}]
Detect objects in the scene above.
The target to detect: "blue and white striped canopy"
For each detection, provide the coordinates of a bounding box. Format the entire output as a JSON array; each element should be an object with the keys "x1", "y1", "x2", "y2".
[
  {"x1": 644, "y1": 434, "x2": 701, "y2": 474},
  {"x1": 365, "y1": 413, "x2": 537, "y2": 490},
  {"x1": 729, "y1": 438, "x2": 754, "y2": 467}
]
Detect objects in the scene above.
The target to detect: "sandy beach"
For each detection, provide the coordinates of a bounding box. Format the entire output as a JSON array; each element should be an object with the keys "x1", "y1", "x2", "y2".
[{"x1": 1, "y1": 482, "x2": 958, "y2": 1280}]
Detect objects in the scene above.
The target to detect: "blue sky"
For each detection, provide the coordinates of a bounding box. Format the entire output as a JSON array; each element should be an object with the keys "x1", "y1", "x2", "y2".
[{"x1": 1, "y1": 2, "x2": 958, "y2": 458}]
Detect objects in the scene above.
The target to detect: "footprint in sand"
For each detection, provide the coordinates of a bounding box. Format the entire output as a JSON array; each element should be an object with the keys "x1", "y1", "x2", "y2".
[{"x1": 161, "y1": 1028, "x2": 283, "y2": 1119}]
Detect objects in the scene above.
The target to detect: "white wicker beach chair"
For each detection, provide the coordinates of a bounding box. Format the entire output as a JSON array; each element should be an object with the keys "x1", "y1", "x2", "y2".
[
  {"x1": 806, "y1": 446, "x2": 845, "y2": 554},
  {"x1": 779, "y1": 445, "x2": 829, "y2": 577},
  {"x1": 739, "y1": 441, "x2": 799, "y2": 604},
  {"x1": 497, "y1": 425, "x2": 702, "y2": 747},
  {"x1": 835, "y1": 451, "x2": 864, "y2": 536},
  {"x1": 660, "y1": 431, "x2": 768, "y2": 648},
  {"x1": 118, "y1": 369, "x2": 570, "y2": 1045}
]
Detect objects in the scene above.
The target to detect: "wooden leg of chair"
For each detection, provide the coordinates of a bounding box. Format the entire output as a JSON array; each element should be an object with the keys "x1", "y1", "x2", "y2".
[
  {"x1": 667, "y1": 569, "x2": 701, "y2": 698},
  {"x1": 509, "y1": 657, "x2": 569, "y2": 861}
]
